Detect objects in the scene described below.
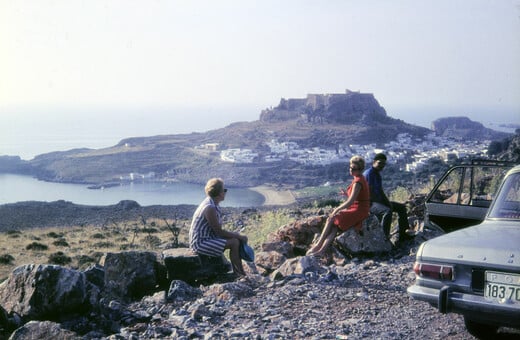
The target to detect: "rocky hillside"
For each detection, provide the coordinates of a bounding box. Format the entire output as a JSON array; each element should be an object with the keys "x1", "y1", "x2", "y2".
[
  {"x1": 0, "y1": 91, "x2": 429, "y2": 187},
  {"x1": 2, "y1": 208, "x2": 519, "y2": 339},
  {"x1": 488, "y1": 129, "x2": 520, "y2": 163},
  {"x1": 431, "y1": 116, "x2": 510, "y2": 140}
]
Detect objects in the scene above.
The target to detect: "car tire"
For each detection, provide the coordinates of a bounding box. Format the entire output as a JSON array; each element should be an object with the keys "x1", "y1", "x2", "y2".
[{"x1": 463, "y1": 316, "x2": 498, "y2": 339}]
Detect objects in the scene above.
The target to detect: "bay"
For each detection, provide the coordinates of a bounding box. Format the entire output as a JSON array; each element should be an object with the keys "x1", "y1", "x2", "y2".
[{"x1": 0, "y1": 174, "x2": 264, "y2": 207}]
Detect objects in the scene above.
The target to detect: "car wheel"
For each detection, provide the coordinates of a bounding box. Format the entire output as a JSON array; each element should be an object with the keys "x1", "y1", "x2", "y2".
[{"x1": 463, "y1": 316, "x2": 498, "y2": 339}]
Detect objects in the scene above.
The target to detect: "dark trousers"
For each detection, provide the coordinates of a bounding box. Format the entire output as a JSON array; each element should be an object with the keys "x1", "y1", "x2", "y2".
[{"x1": 370, "y1": 202, "x2": 409, "y2": 241}]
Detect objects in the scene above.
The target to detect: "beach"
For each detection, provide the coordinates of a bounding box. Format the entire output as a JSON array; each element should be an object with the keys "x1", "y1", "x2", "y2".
[{"x1": 250, "y1": 185, "x2": 296, "y2": 206}]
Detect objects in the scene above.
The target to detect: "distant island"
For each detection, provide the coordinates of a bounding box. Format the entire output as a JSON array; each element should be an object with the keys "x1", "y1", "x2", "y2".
[{"x1": 0, "y1": 90, "x2": 512, "y2": 189}]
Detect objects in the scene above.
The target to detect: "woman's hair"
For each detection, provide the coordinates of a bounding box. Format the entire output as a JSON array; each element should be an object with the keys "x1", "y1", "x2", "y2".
[
  {"x1": 205, "y1": 178, "x2": 225, "y2": 198},
  {"x1": 350, "y1": 155, "x2": 365, "y2": 171}
]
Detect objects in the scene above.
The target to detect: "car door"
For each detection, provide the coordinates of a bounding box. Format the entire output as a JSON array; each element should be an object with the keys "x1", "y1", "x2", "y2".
[{"x1": 424, "y1": 161, "x2": 513, "y2": 232}]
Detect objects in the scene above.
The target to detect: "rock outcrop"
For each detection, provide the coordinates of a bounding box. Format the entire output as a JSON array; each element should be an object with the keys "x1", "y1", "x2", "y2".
[
  {"x1": 431, "y1": 116, "x2": 509, "y2": 140},
  {"x1": 0, "y1": 264, "x2": 88, "y2": 321},
  {"x1": 488, "y1": 129, "x2": 520, "y2": 163},
  {"x1": 260, "y1": 90, "x2": 388, "y2": 124}
]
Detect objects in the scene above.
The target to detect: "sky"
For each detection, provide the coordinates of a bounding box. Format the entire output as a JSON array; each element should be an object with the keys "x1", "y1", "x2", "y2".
[{"x1": 1, "y1": 0, "x2": 520, "y2": 159}]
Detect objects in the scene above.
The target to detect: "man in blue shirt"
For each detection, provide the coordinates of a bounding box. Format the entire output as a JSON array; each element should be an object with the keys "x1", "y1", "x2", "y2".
[{"x1": 363, "y1": 153, "x2": 410, "y2": 246}]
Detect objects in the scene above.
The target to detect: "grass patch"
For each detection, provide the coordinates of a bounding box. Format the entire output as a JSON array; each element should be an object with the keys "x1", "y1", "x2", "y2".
[
  {"x1": 92, "y1": 241, "x2": 115, "y2": 249},
  {"x1": 244, "y1": 209, "x2": 294, "y2": 250},
  {"x1": 293, "y1": 184, "x2": 341, "y2": 200},
  {"x1": 0, "y1": 221, "x2": 190, "y2": 280}
]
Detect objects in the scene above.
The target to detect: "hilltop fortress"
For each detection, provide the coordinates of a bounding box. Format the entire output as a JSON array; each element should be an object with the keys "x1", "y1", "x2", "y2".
[{"x1": 260, "y1": 89, "x2": 388, "y2": 124}]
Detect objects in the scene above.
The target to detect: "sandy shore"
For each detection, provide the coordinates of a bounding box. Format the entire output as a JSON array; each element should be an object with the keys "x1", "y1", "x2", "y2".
[{"x1": 249, "y1": 185, "x2": 296, "y2": 206}]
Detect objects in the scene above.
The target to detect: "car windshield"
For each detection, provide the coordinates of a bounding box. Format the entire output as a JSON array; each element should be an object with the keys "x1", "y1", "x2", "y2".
[{"x1": 487, "y1": 172, "x2": 520, "y2": 220}]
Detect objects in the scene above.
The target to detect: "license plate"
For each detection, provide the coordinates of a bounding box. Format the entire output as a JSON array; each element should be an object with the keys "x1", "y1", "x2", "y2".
[{"x1": 485, "y1": 271, "x2": 520, "y2": 304}]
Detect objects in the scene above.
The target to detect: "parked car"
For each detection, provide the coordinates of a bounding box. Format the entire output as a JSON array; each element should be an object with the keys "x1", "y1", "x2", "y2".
[
  {"x1": 408, "y1": 165, "x2": 520, "y2": 338},
  {"x1": 423, "y1": 160, "x2": 515, "y2": 232}
]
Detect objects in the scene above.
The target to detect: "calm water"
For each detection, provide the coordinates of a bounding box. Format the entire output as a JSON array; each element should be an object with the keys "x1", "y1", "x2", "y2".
[{"x1": 0, "y1": 174, "x2": 264, "y2": 207}]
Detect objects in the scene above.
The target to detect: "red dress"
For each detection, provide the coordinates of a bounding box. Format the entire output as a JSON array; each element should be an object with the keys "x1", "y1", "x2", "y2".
[{"x1": 333, "y1": 175, "x2": 370, "y2": 231}]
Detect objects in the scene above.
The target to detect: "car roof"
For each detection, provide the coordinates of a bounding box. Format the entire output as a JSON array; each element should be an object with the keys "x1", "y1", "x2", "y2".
[{"x1": 509, "y1": 164, "x2": 520, "y2": 173}]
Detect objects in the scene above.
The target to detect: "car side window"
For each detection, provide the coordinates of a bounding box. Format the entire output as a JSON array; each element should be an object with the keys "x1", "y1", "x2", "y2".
[
  {"x1": 430, "y1": 168, "x2": 463, "y2": 204},
  {"x1": 488, "y1": 173, "x2": 520, "y2": 219},
  {"x1": 469, "y1": 167, "x2": 501, "y2": 207},
  {"x1": 429, "y1": 165, "x2": 510, "y2": 207}
]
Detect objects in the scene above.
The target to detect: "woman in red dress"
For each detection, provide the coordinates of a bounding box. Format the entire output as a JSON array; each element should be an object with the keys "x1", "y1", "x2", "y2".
[{"x1": 306, "y1": 155, "x2": 370, "y2": 256}]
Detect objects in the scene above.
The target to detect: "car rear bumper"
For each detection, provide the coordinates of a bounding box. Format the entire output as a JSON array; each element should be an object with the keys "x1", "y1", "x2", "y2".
[{"x1": 407, "y1": 284, "x2": 520, "y2": 328}]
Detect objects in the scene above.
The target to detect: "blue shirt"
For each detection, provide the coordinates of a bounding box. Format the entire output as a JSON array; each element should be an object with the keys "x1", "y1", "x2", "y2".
[{"x1": 363, "y1": 166, "x2": 386, "y2": 205}]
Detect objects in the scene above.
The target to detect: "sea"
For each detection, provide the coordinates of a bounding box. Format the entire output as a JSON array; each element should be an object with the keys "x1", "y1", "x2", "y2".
[{"x1": 0, "y1": 174, "x2": 264, "y2": 207}]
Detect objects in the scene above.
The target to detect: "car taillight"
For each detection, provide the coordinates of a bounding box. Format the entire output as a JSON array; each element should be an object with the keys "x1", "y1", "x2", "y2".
[{"x1": 413, "y1": 262, "x2": 454, "y2": 281}]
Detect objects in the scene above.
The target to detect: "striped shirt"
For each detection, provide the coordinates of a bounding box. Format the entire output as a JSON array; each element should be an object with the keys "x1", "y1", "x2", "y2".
[{"x1": 189, "y1": 197, "x2": 227, "y2": 256}]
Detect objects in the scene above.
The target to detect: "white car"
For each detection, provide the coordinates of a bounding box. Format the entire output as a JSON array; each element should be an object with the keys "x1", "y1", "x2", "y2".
[{"x1": 408, "y1": 165, "x2": 520, "y2": 338}]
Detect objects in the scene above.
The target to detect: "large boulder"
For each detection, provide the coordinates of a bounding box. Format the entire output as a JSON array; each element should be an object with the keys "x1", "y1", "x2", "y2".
[
  {"x1": 162, "y1": 248, "x2": 231, "y2": 284},
  {"x1": 267, "y1": 215, "x2": 325, "y2": 255},
  {"x1": 270, "y1": 256, "x2": 324, "y2": 280},
  {"x1": 202, "y1": 282, "x2": 255, "y2": 303},
  {"x1": 255, "y1": 251, "x2": 287, "y2": 273},
  {"x1": 8, "y1": 320, "x2": 81, "y2": 340},
  {"x1": 100, "y1": 251, "x2": 165, "y2": 302},
  {"x1": 335, "y1": 214, "x2": 392, "y2": 254},
  {"x1": 0, "y1": 264, "x2": 87, "y2": 321},
  {"x1": 265, "y1": 214, "x2": 391, "y2": 261}
]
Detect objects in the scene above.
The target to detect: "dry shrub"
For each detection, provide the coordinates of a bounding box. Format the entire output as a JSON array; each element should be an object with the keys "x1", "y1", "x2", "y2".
[
  {"x1": 0, "y1": 254, "x2": 14, "y2": 265},
  {"x1": 53, "y1": 238, "x2": 70, "y2": 247},
  {"x1": 48, "y1": 251, "x2": 72, "y2": 265},
  {"x1": 47, "y1": 231, "x2": 64, "y2": 238},
  {"x1": 26, "y1": 242, "x2": 48, "y2": 251}
]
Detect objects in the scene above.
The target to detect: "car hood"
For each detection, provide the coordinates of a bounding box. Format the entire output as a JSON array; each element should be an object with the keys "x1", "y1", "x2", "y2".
[{"x1": 418, "y1": 220, "x2": 520, "y2": 269}]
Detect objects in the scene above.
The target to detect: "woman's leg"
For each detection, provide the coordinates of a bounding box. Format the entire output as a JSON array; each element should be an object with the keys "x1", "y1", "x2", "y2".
[
  {"x1": 313, "y1": 227, "x2": 338, "y2": 256},
  {"x1": 307, "y1": 217, "x2": 336, "y2": 255},
  {"x1": 225, "y1": 238, "x2": 245, "y2": 276}
]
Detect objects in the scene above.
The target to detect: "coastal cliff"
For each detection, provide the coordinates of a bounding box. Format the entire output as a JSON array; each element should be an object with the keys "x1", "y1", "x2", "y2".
[{"x1": 431, "y1": 116, "x2": 509, "y2": 140}]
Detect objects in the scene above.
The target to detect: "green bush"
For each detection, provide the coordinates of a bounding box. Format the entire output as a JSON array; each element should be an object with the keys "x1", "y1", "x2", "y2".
[
  {"x1": 0, "y1": 254, "x2": 14, "y2": 265},
  {"x1": 53, "y1": 238, "x2": 70, "y2": 247},
  {"x1": 6, "y1": 230, "x2": 22, "y2": 238},
  {"x1": 141, "y1": 227, "x2": 159, "y2": 234},
  {"x1": 47, "y1": 232, "x2": 64, "y2": 238},
  {"x1": 48, "y1": 251, "x2": 72, "y2": 265},
  {"x1": 26, "y1": 242, "x2": 48, "y2": 251},
  {"x1": 75, "y1": 255, "x2": 97, "y2": 268},
  {"x1": 91, "y1": 233, "x2": 106, "y2": 239}
]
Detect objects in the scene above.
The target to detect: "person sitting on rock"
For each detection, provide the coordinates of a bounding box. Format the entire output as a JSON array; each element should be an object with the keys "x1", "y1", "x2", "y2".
[
  {"x1": 363, "y1": 153, "x2": 411, "y2": 246},
  {"x1": 306, "y1": 156, "x2": 370, "y2": 257},
  {"x1": 189, "y1": 178, "x2": 248, "y2": 276}
]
